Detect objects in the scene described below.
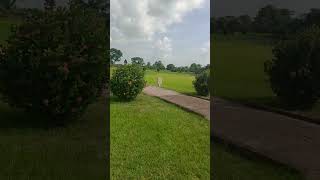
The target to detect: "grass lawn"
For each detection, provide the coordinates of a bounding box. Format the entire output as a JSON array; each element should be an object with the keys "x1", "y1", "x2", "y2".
[
  {"x1": 145, "y1": 70, "x2": 196, "y2": 95},
  {"x1": 0, "y1": 98, "x2": 108, "y2": 179},
  {"x1": 213, "y1": 143, "x2": 303, "y2": 180},
  {"x1": 212, "y1": 35, "x2": 320, "y2": 119},
  {"x1": 111, "y1": 67, "x2": 196, "y2": 95},
  {"x1": 0, "y1": 18, "x2": 16, "y2": 44},
  {"x1": 110, "y1": 94, "x2": 209, "y2": 179},
  {"x1": 110, "y1": 94, "x2": 302, "y2": 179}
]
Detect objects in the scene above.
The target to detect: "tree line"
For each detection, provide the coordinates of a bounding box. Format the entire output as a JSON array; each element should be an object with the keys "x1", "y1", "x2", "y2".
[
  {"x1": 212, "y1": 5, "x2": 320, "y2": 37},
  {"x1": 110, "y1": 48, "x2": 210, "y2": 74}
]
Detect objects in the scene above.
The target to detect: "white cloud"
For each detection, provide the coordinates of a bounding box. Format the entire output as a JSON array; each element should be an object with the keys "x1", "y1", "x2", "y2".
[
  {"x1": 200, "y1": 41, "x2": 210, "y2": 65},
  {"x1": 153, "y1": 36, "x2": 172, "y2": 58},
  {"x1": 111, "y1": 0, "x2": 205, "y2": 41},
  {"x1": 111, "y1": 0, "x2": 209, "y2": 66}
]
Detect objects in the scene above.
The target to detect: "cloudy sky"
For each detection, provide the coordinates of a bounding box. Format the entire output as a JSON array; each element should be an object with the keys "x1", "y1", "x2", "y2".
[{"x1": 111, "y1": 0, "x2": 210, "y2": 66}]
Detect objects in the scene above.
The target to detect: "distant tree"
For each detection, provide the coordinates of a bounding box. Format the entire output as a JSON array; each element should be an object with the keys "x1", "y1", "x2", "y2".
[
  {"x1": 254, "y1": 5, "x2": 278, "y2": 33},
  {"x1": 214, "y1": 17, "x2": 228, "y2": 34},
  {"x1": 0, "y1": 0, "x2": 16, "y2": 10},
  {"x1": 304, "y1": 8, "x2": 320, "y2": 27},
  {"x1": 254, "y1": 5, "x2": 293, "y2": 35},
  {"x1": 87, "y1": 0, "x2": 108, "y2": 12},
  {"x1": 44, "y1": 0, "x2": 56, "y2": 10},
  {"x1": 153, "y1": 61, "x2": 165, "y2": 72},
  {"x1": 189, "y1": 63, "x2": 202, "y2": 74},
  {"x1": 131, "y1": 57, "x2": 144, "y2": 66},
  {"x1": 146, "y1": 62, "x2": 152, "y2": 69},
  {"x1": 110, "y1": 48, "x2": 122, "y2": 64},
  {"x1": 124, "y1": 59, "x2": 127, "y2": 65},
  {"x1": 238, "y1": 15, "x2": 252, "y2": 34},
  {"x1": 226, "y1": 16, "x2": 241, "y2": 34},
  {"x1": 166, "y1": 64, "x2": 175, "y2": 71}
]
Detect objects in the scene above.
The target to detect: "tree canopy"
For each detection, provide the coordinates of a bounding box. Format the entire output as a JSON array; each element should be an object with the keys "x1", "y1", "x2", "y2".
[{"x1": 110, "y1": 48, "x2": 122, "y2": 64}]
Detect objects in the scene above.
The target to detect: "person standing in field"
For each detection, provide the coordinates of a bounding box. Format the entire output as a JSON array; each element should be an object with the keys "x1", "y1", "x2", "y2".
[{"x1": 157, "y1": 77, "x2": 162, "y2": 87}]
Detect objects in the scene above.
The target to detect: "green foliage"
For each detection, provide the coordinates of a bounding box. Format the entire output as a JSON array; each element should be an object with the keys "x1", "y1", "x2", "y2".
[
  {"x1": 0, "y1": 4, "x2": 109, "y2": 122},
  {"x1": 110, "y1": 48, "x2": 122, "y2": 64},
  {"x1": 265, "y1": 26, "x2": 320, "y2": 108},
  {"x1": 153, "y1": 60, "x2": 165, "y2": 72},
  {"x1": 193, "y1": 70, "x2": 210, "y2": 96},
  {"x1": 131, "y1": 57, "x2": 144, "y2": 66},
  {"x1": 189, "y1": 63, "x2": 202, "y2": 74},
  {"x1": 44, "y1": 0, "x2": 56, "y2": 10},
  {"x1": 146, "y1": 62, "x2": 152, "y2": 69},
  {"x1": 0, "y1": 0, "x2": 16, "y2": 10},
  {"x1": 110, "y1": 65, "x2": 145, "y2": 101},
  {"x1": 166, "y1": 63, "x2": 175, "y2": 71}
]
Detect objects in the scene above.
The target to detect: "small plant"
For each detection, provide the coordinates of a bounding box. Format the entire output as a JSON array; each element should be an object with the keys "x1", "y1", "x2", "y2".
[
  {"x1": 110, "y1": 65, "x2": 145, "y2": 101},
  {"x1": 264, "y1": 25, "x2": 320, "y2": 108},
  {"x1": 0, "y1": 3, "x2": 109, "y2": 122},
  {"x1": 193, "y1": 70, "x2": 210, "y2": 96}
]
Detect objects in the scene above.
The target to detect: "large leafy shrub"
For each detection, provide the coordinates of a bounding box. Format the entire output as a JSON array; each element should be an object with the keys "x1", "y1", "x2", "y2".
[
  {"x1": 193, "y1": 70, "x2": 210, "y2": 96},
  {"x1": 264, "y1": 25, "x2": 320, "y2": 108},
  {"x1": 110, "y1": 65, "x2": 145, "y2": 101},
  {"x1": 0, "y1": 3, "x2": 109, "y2": 122}
]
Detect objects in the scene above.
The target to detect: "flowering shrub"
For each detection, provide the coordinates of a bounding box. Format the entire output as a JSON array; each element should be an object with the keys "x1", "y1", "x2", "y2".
[
  {"x1": 110, "y1": 65, "x2": 145, "y2": 101},
  {"x1": 0, "y1": 4, "x2": 109, "y2": 121}
]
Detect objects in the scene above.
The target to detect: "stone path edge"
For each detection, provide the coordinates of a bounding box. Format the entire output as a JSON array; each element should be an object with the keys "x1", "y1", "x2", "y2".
[
  {"x1": 211, "y1": 133, "x2": 301, "y2": 174},
  {"x1": 216, "y1": 97, "x2": 320, "y2": 126},
  {"x1": 143, "y1": 91, "x2": 210, "y2": 119}
]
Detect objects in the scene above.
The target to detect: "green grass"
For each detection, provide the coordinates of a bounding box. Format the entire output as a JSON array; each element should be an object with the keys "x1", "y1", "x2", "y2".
[
  {"x1": 213, "y1": 143, "x2": 303, "y2": 180},
  {"x1": 212, "y1": 36, "x2": 274, "y2": 100},
  {"x1": 111, "y1": 67, "x2": 196, "y2": 95},
  {"x1": 0, "y1": 18, "x2": 15, "y2": 44},
  {"x1": 212, "y1": 35, "x2": 320, "y2": 118},
  {"x1": 111, "y1": 94, "x2": 209, "y2": 179},
  {"x1": 110, "y1": 94, "x2": 302, "y2": 179},
  {"x1": 145, "y1": 70, "x2": 196, "y2": 95},
  {"x1": 0, "y1": 98, "x2": 108, "y2": 179}
]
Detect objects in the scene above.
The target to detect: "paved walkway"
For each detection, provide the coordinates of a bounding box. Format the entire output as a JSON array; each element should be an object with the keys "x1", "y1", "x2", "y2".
[
  {"x1": 143, "y1": 86, "x2": 210, "y2": 119},
  {"x1": 144, "y1": 86, "x2": 320, "y2": 180},
  {"x1": 213, "y1": 98, "x2": 320, "y2": 180}
]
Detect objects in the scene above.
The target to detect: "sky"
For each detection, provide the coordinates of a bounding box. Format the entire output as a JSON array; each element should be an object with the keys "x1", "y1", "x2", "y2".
[
  {"x1": 110, "y1": 0, "x2": 210, "y2": 66},
  {"x1": 211, "y1": 0, "x2": 320, "y2": 17}
]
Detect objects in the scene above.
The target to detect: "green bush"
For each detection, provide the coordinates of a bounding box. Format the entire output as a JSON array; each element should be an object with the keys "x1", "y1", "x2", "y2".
[
  {"x1": 0, "y1": 4, "x2": 109, "y2": 122},
  {"x1": 264, "y1": 25, "x2": 320, "y2": 108},
  {"x1": 193, "y1": 70, "x2": 210, "y2": 96},
  {"x1": 111, "y1": 65, "x2": 145, "y2": 101}
]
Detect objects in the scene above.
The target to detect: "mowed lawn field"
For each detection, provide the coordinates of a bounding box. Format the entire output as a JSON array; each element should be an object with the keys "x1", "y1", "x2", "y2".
[
  {"x1": 0, "y1": 18, "x2": 17, "y2": 43},
  {"x1": 145, "y1": 70, "x2": 196, "y2": 95},
  {"x1": 111, "y1": 67, "x2": 196, "y2": 95},
  {"x1": 110, "y1": 94, "x2": 209, "y2": 179},
  {"x1": 212, "y1": 35, "x2": 320, "y2": 118},
  {"x1": 213, "y1": 143, "x2": 303, "y2": 180},
  {"x1": 110, "y1": 94, "x2": 302, "y2": 179},
  {"x1": 0, "y1": 98, "x2": 108, "y2": 179},
  {"x1": 0, "y1": 18, "x2": 108, "y2": 179}
]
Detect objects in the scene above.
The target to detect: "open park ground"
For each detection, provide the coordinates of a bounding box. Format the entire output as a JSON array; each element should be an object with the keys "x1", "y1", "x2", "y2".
[
  {"x1": 212, "y1": 34, "x2": 320, "y2": 120},
  {"x1": 0, "y1": 18, "x2": 303, "y2": 179}
]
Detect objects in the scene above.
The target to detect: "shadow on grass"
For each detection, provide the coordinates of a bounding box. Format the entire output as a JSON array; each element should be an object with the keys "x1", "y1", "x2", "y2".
[
  {"x1": 0, "y1": 101, "x2": 81, "y2": 130},
  {"x1": 211, "y1": 138, "x2": 304, "y2": 179}
]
